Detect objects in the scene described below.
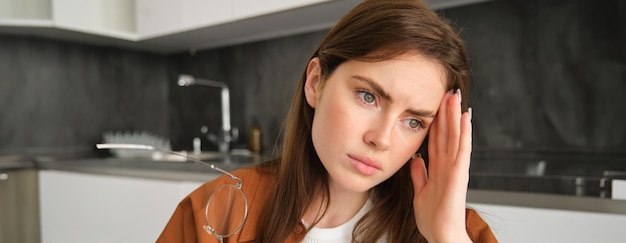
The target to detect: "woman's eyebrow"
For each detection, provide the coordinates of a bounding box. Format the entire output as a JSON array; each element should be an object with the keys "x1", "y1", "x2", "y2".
[
  {"x1": 352, "y1": 75, "x2": 436, "y2": 118},
  {"x1": 352, "y1": 75, "x2": 392, "y2": 102},
  {"x1": 407, "y1": 109, "x2": 436, "y2": 118}
]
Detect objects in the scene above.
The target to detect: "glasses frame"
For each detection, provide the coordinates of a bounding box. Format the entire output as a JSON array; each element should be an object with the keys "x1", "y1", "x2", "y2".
[{"x1": 96, "y1": 143, "x2": 249, "y2": 242}]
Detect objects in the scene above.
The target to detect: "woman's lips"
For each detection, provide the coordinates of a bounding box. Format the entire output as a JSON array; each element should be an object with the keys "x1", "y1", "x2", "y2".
[{"x1": 348, "y1": 154, "x2": 381, "y2": 176}]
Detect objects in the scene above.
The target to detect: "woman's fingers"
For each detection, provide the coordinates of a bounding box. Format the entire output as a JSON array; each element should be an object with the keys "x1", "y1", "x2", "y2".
[
  {"x1": 447, "y1": 90, "x2": 462, "y2": 157},
  {"x1": 434, "y1": 91, "x2": 450, "y2": 156},
  {"x1": 430, "y1": 89, "x2": 463, "y2": 172},
  {"x1": 410, "y1": 156, "x2": 428, "y2": 195},
  {"x1": 456, "y1": 108, "x2": 472, "y2": 170}
]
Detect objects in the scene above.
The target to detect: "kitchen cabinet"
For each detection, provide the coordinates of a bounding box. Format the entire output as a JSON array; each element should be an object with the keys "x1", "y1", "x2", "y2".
[
  {"x1": 38, "y1": 170, "x2": 207, "y2": 243},
  {"x1": 232, "y1": 0, "x2": 331, "y2": 21},
  {"x1": 138, "y1": 0, "x2": 363, "y2": 53},
  {"x1": 1, "y1": 0, "x2": 342, "y2": 52},
  {"x1": 136, "y1": 0, "x2": 330, "y2": 38},
  {"x1": 135, "y1": 0, "x2": 232, "y2": 38},
  {"x1": 469, "y1": 202, "x2": 626, "y2": 242},
  {"x1": 0, "y1": 169, "x2": 40, "y2": 243},
  {"x1": 51, "y1": 0, "x2": 136, "y2": 39},
  {"x1": 0, "y1": 0, "x2": 135, "y2": 39},
  {"x1": 0, "y1": 0, "x2": 494, "y2": 53},
  {"x1": 135, "y1": 0, "x2": 332, "y2": 40},
  {"x1": 0, "y1": 0, "x2": 51, "y2": 22}
]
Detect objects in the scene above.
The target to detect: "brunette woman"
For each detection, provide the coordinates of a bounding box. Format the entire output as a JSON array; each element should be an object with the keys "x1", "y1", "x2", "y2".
[{"x1": 158, "y1": 0, "x2": 497, "y2": 242}]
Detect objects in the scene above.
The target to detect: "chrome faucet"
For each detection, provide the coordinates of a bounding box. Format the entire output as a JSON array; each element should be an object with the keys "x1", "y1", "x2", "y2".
[{"x1": 178, "y1": 74, "x2": 238, "y2": 153}]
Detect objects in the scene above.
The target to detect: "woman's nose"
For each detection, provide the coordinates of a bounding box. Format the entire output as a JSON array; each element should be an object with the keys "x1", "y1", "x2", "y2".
[{"x1": 363, "y1": 118, "x2": 393, "y2": 151}]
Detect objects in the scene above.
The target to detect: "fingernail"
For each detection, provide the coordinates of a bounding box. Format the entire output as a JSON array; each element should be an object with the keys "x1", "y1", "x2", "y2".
[
  {"x1": 456, "y1": 89, "x2": 462, "y2": 104},
  {"x1": 468, "y1": 107, "x2": 473, "y2": 121}
]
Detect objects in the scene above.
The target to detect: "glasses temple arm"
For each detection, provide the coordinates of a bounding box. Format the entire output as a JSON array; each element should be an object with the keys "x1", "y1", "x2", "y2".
[{"x1": 96, "y1": 143, "x2": 243, "y2": 187}]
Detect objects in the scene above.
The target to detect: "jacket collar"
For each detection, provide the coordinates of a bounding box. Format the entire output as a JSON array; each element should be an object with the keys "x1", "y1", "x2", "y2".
[
  {"x1": 234, "y1": 167, "x2": 305, "y2": 242},
  {"x1": 236, "y1": 168, "x2": 271, "y2": 242}
]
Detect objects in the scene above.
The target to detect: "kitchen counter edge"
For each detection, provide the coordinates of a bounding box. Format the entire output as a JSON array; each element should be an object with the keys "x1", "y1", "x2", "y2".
[{"x1": 3, "y1": 157, "x2": 626, "y2": 215}]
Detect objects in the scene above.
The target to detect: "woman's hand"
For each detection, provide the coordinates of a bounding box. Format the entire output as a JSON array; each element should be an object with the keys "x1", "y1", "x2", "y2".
[{"x1": 410, "y1": 89, "x2": 473, "y2": 243}]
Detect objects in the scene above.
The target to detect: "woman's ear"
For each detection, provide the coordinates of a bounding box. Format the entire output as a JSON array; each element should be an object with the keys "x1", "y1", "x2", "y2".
[{"x1": 304, "y1": 57, "x2": 322, "y2": 108}]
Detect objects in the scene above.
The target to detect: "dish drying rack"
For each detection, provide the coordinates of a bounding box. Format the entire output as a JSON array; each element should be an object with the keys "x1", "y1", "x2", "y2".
[{"x1": 102, "y1": 131, "x2": 173, "y2": 159}]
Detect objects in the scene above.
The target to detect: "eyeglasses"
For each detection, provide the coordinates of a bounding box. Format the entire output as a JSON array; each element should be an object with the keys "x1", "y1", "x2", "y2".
[{"x1": 96, "y1": 143, "x2": 248, "y2": 243}]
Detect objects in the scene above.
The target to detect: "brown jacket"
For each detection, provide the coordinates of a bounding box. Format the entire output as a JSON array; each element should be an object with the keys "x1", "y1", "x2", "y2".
[{"x1": 157, "y1": 167, "x2": 497, "y2": 242}]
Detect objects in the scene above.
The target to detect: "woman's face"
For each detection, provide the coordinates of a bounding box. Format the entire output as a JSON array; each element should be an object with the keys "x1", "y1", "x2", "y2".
[{"x1": 305, "y1": 53, "x2": 447, "y2": 193}]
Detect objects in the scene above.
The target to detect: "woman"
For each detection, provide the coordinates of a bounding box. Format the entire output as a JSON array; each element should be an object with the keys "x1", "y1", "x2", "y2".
[{"x1": 158, "y1": 0, "x2": 496, "y2": 242}]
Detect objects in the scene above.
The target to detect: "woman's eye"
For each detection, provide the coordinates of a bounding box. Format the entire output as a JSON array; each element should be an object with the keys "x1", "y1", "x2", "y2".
[
  {"x1": 358, "y1": 91, "x2": 376, "y2": 104},
  {"x1": 406, "y1": 119, "x2": 424, "y2": 130}
]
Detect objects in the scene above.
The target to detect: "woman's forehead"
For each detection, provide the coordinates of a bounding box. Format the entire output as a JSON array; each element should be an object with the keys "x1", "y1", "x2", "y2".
[
  {"x1": 334, "y1": 54, "x2": 447, "y2": 106},
  {"x1": 340, "y1": 53, "x2": 447, "y2": 87}
]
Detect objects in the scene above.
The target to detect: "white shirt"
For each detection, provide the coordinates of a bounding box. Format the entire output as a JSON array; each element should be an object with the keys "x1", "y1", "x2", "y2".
[{"x1": 301, "y1": 200, "x2": 388, "y2": 243}]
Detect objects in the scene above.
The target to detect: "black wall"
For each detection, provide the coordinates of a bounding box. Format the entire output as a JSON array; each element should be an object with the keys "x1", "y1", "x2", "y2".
[
  {"x1": 0, "y1": 37, "x2": 169, "y2": 156},
  {"x1": 448, "y1": 0, "x2": 626, "y2": 151}
]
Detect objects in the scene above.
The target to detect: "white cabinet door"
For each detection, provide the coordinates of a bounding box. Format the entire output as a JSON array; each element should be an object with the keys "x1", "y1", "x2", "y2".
[
  {"x1": 0, "y1": 0, "x2": 51, "y2": 20},
  {"x1": 136, "y1": 0, "x2": 331, "y2": 39},
  {"x1": 468, "y1": 203, "x2": 626, "y2": 243},
  {"x1": 39, "y1": 170, "x2": 205, "y2": 243},
  {"x1": 52, "y1": 0, "x2": 136, "y2": 39},
  {"x1": 135, "y1": 0, "x2": 181, "y2": 37},
  {"x1": 232, "y1": 0, "x2": 330, "y2": 20},
  {"x1": 136, "y1": 0, "x2": 232, "y2": 38}
]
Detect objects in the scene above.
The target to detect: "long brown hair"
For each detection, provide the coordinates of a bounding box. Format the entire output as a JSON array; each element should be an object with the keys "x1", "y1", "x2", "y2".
[{"x1": 258, "y1": 0, "x2": 469, "y2": 242}]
